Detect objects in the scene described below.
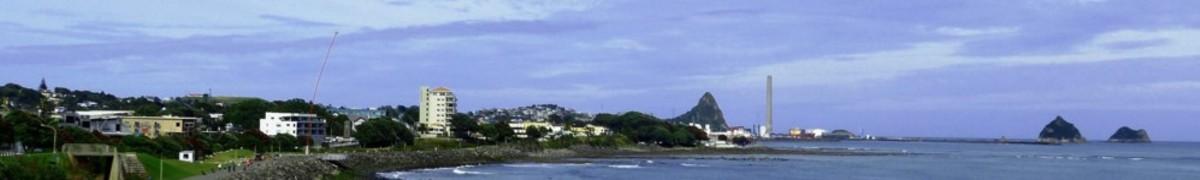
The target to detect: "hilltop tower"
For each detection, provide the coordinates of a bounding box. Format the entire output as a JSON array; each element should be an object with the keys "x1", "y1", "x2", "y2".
[{"x1": 39, "y1": 78, "x2": 48, "y2": 91}]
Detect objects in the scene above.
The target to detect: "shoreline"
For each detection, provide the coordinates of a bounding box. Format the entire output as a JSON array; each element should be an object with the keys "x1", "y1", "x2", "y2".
[
  {"x1": 350, "y1": 145, "x2": 905, "y2": 179},
  {"x1": 216, "y1": 145, "x2": 906, "y2": 179}
]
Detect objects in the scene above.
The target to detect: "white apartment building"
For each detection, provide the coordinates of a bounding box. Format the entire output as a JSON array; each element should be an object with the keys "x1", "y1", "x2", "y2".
[
  {"x1": 259, "y1": 112, "x2": 327, "y2": 143},
  {"x1": 510, "y1": 121, "x2": 560, "y2": 139},
  {"x1": 419, "y1": 86, "x2": 456, "y2": 138}
]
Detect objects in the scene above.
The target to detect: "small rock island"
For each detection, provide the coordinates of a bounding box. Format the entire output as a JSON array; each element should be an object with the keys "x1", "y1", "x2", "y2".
[
  {"x1": 1038, "y1": 116, "x2": 1087, "y2": 144},
  {"x1": 1108, "y1": 126, "x2": 1151, "y2": 143}
]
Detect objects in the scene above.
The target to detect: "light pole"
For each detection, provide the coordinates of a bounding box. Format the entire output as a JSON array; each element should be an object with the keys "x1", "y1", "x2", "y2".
[{"x1": 39, "y1": 124, "x2": 57, "y2": 154}]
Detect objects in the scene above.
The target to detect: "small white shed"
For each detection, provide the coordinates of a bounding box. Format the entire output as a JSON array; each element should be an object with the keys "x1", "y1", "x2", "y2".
[{"x1": 179, "y1": 150, "x2": 195, "y2": 163}]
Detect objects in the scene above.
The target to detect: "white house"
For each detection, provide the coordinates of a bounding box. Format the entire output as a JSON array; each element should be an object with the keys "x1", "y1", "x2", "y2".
[
  {"x1": 178, "y1": 150, "x2": 195, "y2": 163},
  {"x1": 510, "y1": 121, "x2": 561, "y2": 139}
]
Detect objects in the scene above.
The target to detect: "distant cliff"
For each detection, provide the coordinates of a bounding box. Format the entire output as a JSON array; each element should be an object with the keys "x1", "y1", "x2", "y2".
[
  {"x1": 668, "y1": 92, "x2": 729, "y2": 131},
  {"x1": 1108, "y1": 126, "x2": 1151, "y2": 143},
  {"x1": 1038, "y1": 116, "x2": 1086, "y2": 144}
]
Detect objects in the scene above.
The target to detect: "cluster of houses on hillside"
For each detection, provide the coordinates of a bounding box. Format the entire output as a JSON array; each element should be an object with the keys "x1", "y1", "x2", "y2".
[
  {"x1": 417, "y1": 86, "x2": 610, "y2": 140},
  {"x1": 472, "y1": 104, "x2": 592, "y2": 124},
  {"x1": 10, "y1": 79, "x2": 786, "y2": 157}
]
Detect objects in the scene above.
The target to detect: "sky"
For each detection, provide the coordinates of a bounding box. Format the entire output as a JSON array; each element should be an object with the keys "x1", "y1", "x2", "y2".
[{"x1": 2, "y1": 0, "x2": 1199, "y2": 141}]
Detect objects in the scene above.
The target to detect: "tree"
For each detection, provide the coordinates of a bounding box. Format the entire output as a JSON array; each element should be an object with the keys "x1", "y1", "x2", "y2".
[
  {"x1": 237, "y1": 130, "x2": 271, "y2": 152},
  {"x1": 493, "y1": 122, "x2": 515, "y2": 142},
  {"x1": 589, "y1": 111, "x2": 712, "y2": 148},
  {"x1": 156, "y1": 136, "x2": 184, "y2": 155},
  {"x1": 215, "y1": 133, "x2": 240, "y2": 151},
  {"x1": 271, "y1": 134, "x2": 299, "y2": 151},
  {"x1": 379, "y1": 105, "x2": 408, "y2": 119},
  {"x1": 1, "y1": 84, "x2": 54, "y2": 111},
  {"x1": 5, "y1": 111, "x2": 53, "y2": 149},
  {"x1": 270, "y1": 98, "x2": 316, "y2": 113},
  {"x1": 0, "y1": 114, "x2": 11, "y2": 144},
  {"x1": 184, "y1": 134, "x2": 210, "y2": 156},
  {"x1": 648, "y1": 126, "x2": 671, "y2": 146},
  {"x1": 670, "y1": 128, "x2": 697, "y2": 147},
  {"x1": 37, "y1": 95, "x2": 53, "y2": 119},
  {"x1": 400, "y1": 106, "x2": 420, "y2": 126},
  {"x1": 525, "y1": 126, "x2": 546, "y2": 140},
  {"x1": 449, "y1": 113, "x2": 479, "y2": 141},
  {"x1": 120, "y1": 136, "x2": 160, "y2": 154},
  {"x1": 328, "y1": 114, "x2": 350, "y2": 137},
  {"x1": 224, "y1": 98, "x2": 272, "y2": 130},
  {"x1": 353, "y1": 118, "x2": 413, "y2": 147},
  {"x1": 685, "y1": 126, "x2": 709, "y2": 141},
  {"x1": 133, "y1": 104, "x2": 161, "y2": 116},
  {"x1": 58, "y1": 127, "x2": 100, "y2": 145},
  {"x1": 549, "y1": 114, "x2": 581, "y2": 127}
]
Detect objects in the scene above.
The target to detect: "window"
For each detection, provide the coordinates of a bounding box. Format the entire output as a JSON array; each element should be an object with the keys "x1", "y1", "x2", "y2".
[{"x1": 176, "y1": 122, "x2": 180, "y2": 127}]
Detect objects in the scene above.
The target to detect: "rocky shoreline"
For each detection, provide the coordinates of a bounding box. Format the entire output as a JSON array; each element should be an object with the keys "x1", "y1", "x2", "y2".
[{"x1": 217, "y1": 145, "x2": 904, "y2": 180}]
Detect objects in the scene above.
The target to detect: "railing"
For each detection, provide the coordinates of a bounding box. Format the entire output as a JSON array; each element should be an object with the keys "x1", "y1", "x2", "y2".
[{"x1": 0, "y1": 151, "x2": 20, "y2": 157}]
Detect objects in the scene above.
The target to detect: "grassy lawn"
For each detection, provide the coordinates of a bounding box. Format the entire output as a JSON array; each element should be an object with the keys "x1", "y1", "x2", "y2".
[
  {"x1": 136, "y1": 153, "x2": 217, "y2": 180},
  {"x1": 0, "y1": 153, "x2": 74, "y2": 179},
  {"x1": 133, "y1": 149, "x2": 252, "y2": 179},
  {"x1": 202, "y1": 149, "x2": 253, "y2": 164},
  {"x1": 0, "y1": 152, "x2": 67, "y2": 163}
]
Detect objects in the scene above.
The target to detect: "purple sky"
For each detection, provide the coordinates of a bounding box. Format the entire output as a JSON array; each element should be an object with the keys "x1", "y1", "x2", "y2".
[{"x1": 3, "y1": 0, "x2": 1199, "y2": 141}]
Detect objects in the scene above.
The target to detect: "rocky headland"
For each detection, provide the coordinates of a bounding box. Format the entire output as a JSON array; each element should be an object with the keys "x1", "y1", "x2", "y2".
[{"x1": 668, "y1": 92, "x2": 730, "y2": 131}]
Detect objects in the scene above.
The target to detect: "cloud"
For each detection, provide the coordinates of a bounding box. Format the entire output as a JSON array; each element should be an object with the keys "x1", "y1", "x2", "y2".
[
  {"x1": 527, "y1": 61, "x2": 605, "y2": 78},
  {"x1": 0, "y1": 0, "x2": 599, "y2": 47},
  {"x1": 463, "y1": 84, "x2": 649, "y2": 101},
  {"x1": 600, "y1": 38, "x2": 652, "y2": 51},
  {"x1": 1101, "y1": 38, "x2": 1169, "y2": 50},
  {"x1": 1118, "y1": 81, "x2": 1200, "y2": 93},
  {"x1": 696, "y1": 28, "x2": 1200, "y2": 89},
  {"x1": 841, "y1": 79, "x2": 1200, "y2": 111},
  {"x1": 934, "y1": 26, "x2": 1020, "y2": 36}
]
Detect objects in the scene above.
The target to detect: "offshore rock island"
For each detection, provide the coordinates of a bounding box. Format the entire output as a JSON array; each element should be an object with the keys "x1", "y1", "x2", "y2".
[
  {"x1": 1038, "y1": 116, "x2": 1087, "y2": 144},
  {"x1": 1108, "y1": 126, "x2": 1151, "y2": 143}
]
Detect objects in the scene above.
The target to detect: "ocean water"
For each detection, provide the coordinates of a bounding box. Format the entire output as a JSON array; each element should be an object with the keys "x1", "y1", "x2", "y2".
[{"x1": 377, "y1": 141, "x2": 1200, "y2": 180}]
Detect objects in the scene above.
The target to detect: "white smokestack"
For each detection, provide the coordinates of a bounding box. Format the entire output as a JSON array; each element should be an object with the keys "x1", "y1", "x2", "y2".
[{"x1": 765, "y1": 75, "x2": 773, "y2": 138}]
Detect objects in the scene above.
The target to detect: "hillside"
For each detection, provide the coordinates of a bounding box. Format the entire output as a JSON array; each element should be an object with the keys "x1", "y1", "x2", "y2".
[{"x1": 668, "y1": 92, "x2": 729, "y2": 131}]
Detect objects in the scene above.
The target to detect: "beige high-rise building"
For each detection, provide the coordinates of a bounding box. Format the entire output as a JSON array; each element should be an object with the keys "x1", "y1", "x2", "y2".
[{"x1": 419, "y1": 86, "x2": 456, "y2": 138}]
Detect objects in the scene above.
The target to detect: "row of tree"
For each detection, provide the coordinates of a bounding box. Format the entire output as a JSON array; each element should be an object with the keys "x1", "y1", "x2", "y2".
[{"x1": 592, "y1": 112, "x2": 708, "y2": 147}]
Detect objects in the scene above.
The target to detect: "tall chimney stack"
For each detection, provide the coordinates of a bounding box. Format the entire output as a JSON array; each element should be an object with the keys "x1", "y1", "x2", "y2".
[{"x1": 765, "y1": 75, "x2": 773, "y2": 138}]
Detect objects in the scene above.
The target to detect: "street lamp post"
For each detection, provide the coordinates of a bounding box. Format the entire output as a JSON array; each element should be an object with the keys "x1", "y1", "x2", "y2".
[{"x1": 40, "y1": 124, "x2": 57, "y2": 154}]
